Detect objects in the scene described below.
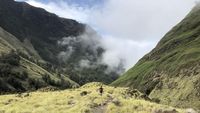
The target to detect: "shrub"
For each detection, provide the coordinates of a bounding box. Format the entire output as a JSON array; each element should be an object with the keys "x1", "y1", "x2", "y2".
[
  {"x1": 0, "y1": 79, "x2": 9, "y2": 92},
  {"x1": 42, "y1": 74, "x2": 51, "y2": 83},
  {"x1": 0, "y1": 64, "x2": 12, "y2": 77},
  {"x1": 28, "y1": 78, "x2": 45, "y2": 90},
  {"x1": 6, "y1": 76, "x2": 25, "y2": 91},
  {"x1": 0, "y1": 51, "x2": 20, "y2": 66},
  {"x1": 22, "y1": 71, "x2": 28, "y2": 79}
]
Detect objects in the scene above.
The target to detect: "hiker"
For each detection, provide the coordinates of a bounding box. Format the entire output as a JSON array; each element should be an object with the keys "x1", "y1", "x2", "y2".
[{"x1": 99, "y1": 86, "x2": 103, "y2": 96}]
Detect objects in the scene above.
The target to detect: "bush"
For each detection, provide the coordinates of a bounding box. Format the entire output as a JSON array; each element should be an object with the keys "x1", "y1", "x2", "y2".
[
  {"x1": 28, "y1": 78, "x2": 45, "y2": 90},
  {"x1": 0, "y1": 64, "x2": 12, "y2": 77},
  {"x1": 6, "y1": 76, "x2": 25, "y2": 91},
  {"x1": 0, "y1": 51, "x2": 20, "y2": 66},
  {"x1": 42, "y1": 74, "x2": 51, "y2": 83},
  {"x1": 80, "y1": 91, "x2": 88, "y2": 96},
  {"x1": 14, "y1": 71, "x2": 28, "y2": 80},
  {"x1": 151, "y1": 98, "x2": 161, "y2": 103},
  {"x1": 0, "y1": 79, "x2": 9, "y2": 92},
  {"x1": 42, "y1": 74, "x2": 61, "y2": 87},
  {"x1": 22, "y1": 71, "x2": 28, "y2": 79}
]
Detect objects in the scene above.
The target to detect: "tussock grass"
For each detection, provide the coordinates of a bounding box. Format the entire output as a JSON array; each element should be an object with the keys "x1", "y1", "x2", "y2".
[{"x1": 0, "y1": 82, "x2": 185, "y2": 113}]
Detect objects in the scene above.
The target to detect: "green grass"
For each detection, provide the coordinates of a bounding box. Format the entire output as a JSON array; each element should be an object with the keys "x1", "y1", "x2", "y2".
[
  {"x1": 20, "y1": 57, "x2": 79, "y2": 88},
  {"x1": 150, "y1": 75, "x2": 200, "y2": 109},
  {"x1": 111, "y1": 61, "x2": 155, "y2": 88}
]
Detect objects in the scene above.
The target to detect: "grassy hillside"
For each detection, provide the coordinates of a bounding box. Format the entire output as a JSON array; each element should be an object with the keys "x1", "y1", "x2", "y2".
[
  {"x1": 0, "y1": 82, "x2": 192, "y2": 113},
  {"x1": 0, "y1": 27, "x2": 79, "y2": 92},
  {"x1": 111, "y1": 5, "x2": 200, "y2": 109}
]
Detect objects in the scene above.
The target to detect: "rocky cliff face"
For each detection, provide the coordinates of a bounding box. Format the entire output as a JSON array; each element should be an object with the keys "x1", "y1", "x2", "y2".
[{"x1": 112, "y1": 4, "x2": 200, "y2": 109}]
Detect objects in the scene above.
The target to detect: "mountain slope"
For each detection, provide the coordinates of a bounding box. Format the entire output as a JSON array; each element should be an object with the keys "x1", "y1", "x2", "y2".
[
  {"x1": 0, "y1": 0, "x2": 84, "y2": 63},
  {"x1": 112, "y1": 5, "x2": 200, "y2": 109},
  {"x1": 0, "y1": 0, "x2": 121, "y2": 86},
  {"x1": 0, "y1": 26, "x2": 79, "y2": 92}
]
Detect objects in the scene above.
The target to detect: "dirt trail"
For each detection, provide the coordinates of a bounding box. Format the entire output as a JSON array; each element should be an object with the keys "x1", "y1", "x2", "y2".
[
  {"x1": 92, "y1": 104, "x2": 107, "y2": 113},
  {"x1": 91, "y1": 96, "x2": 114, "y2": 113}
]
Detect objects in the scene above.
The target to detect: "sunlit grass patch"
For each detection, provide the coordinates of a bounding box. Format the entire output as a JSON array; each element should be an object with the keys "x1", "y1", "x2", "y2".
[{"x1": 0, "y1": 82, "x2": 186, "y2": 113}]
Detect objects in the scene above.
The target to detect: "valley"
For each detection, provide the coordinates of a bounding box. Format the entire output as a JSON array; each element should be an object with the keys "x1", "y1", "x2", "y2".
[{"x1": 0, "y1": 0, "x2": 199, "y2": 113}]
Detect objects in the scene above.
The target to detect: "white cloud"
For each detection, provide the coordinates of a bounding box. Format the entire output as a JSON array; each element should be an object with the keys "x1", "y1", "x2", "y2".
[
  {"x1": 101, "y1": 35, "x2": 155, "y2": 69},
  {"x1": 93, "y1": 0, "x2": 196, "y2": 41},
  {"x1": 79, "y1": 59, "x2": 91, "y2": 68},
  {"x1": 18, "y1": 0, "x2": 197, "y2": 70},
  {"x1": 24, "y1": 0, "x2": 91, "y2": 23}
]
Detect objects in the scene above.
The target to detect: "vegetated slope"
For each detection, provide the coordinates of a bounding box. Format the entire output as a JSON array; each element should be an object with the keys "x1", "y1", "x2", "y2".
[
  {"x1": 112, "y1": 4, "x2": 200, "y2": 109},
  {"x1": 0, "y1": 82, "x2": 192, "y2": 113},
  {"x1": 0, "y1": 0, "x2": 121, "y2": 86},
  {"x1": 0, "y1": 26, "x2": 79, "y2": 92}
]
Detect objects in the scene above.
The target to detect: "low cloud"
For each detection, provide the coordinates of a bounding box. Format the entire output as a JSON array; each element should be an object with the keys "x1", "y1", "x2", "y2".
[
  {"x1": 57, "y1": 26, "x2": 102, "y2": 62},
  {"x1": 57, "y1": 26, "x2": 126, "y2": 75},
  {"x1": 79, "y1": 59, "x2": 91, "y2": 69},
  {"x1": 58, "y1": 46, "x2": 74, "y2": 62},
  {"x1": 101, "y1": 35, "x2": 155, "y2": 69},
  {"x1": 17, "y1": 0, "x2": 197, "y2": 70}
]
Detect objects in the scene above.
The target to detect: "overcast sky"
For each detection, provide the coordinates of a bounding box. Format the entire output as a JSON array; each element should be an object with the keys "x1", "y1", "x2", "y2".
[{"x1": 16, "y1": 0, "x2": 198, "y2": 70}]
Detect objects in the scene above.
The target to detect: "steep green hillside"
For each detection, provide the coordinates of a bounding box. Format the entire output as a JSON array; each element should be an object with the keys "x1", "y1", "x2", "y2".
[
  {"x1": 0, "y1": 27, "x2": 79, "y2": 92},
  {"x1": 112, "y1": 5, "x2": 200, "y2": 109},
  {"x1": 0, "y1": 82, "x2": 193, "y2": 113},
  {"x1": 0, "y1": 0, "x2": 121, "y2": 85}
]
